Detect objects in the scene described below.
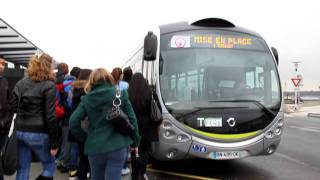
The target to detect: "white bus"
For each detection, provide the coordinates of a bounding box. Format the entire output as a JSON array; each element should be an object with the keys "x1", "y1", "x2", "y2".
[{"x1": 123, "y1": 18, "x2": 283, "y2": 160}]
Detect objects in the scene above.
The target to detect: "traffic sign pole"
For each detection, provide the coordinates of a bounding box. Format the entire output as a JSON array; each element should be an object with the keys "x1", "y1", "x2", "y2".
[
  {"x1": 291, "y1": 78, "x2": 301, "y2": 110},
  {"x1": 295, "y1": 87, "x2": 298, "y2": 109},
  {"x1": 292, "y1": 62, "x2": 301, "y2": 111}
]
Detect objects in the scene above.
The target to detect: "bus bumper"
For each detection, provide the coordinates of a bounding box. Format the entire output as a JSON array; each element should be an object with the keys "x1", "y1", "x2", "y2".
[{"x1": 151, "y1": 135, "x2": 281, "y2": 161}]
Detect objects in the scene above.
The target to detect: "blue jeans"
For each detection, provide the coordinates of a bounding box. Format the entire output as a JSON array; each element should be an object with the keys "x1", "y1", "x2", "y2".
[
  {"x1": 88, "y1": 147, "x2": 127, "y2": 180},
  {"x1": 57, "y1": 126, "x2": 70, "y2": 165},
  {"x1": 122, "y1": 147, "x2": 129, "y2": 169},
  {"x1": 16, "y1": 131, "x2": 56, "y2": 180},
  {"x1": 0, "y1": 135, "x2": 4, "y2": 180},
  {"x1": 68, "y1": 142, "x2": 79, "y2": 170}
]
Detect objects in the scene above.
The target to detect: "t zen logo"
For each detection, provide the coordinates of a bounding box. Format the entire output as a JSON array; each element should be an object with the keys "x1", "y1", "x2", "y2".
[{"x1": 197, "y1": 117, "x2": 222, "y2": 127}]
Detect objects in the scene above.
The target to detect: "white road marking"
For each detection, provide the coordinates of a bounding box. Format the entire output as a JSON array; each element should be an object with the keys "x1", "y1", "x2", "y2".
[
  {"x1": 274, "y1": 152, "x2": 306, "y2": 166},
  {"x1": 275, "y1": 152, "x2": 320, "y2": 172},
  {"x1": 284, "y1": 113, "x2": 294, "y2": 117}
]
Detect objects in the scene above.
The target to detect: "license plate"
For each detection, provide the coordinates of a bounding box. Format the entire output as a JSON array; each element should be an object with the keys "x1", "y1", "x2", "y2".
[
  {"x1": 204, "y1": 118, "x2": 222, "y2": 127},
  {"x1": 212, "y1": 151, "x2": 240, "y2": 160}
]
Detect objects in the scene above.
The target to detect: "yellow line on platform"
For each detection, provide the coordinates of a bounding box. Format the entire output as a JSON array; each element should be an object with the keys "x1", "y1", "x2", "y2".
[{"x1": 147, "y1": 168, "x2": 220, "y2": 180}]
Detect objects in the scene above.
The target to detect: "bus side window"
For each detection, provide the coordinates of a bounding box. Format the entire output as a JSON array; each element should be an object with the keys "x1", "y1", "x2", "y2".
[
  {"x1": 143, "y1": 61, "x2": 151, "y2": 84},
  {"x1": 170, "y1": 75, "x2": 177, "y2": 99}
]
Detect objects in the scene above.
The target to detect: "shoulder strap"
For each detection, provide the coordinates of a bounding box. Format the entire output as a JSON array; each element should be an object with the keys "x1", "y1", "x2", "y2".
[
  {"x1": 113, "y1": 86, "x2": 122, "y2": 110},
  {"x1": 116, "y1": 86, "x2": 121, "y2": 98},
  {"x1": 8, "y1": 89, "x2": 21, "y2": 138}
]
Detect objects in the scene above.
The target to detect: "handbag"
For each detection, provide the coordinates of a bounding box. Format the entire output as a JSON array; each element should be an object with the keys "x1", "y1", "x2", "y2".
[
  {"x1": 0, "y1": 92, "x2": 20, "y2": 175},
  {"x1": 106, "y1": 87, "x2": 134, "y2": 136},
  {"x1": 130, "y1": 150, "x2": 144, "y2": 179},
  {"x1": 0, "y1": 114, "x2": 18, "y2": 175},
  {"x1": 150, "y1": 91, "x2": 162, "y2": 125}
]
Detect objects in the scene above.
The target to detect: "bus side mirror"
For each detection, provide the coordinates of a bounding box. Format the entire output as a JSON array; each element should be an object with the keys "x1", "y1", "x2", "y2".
[
  {"x1": 271, "y1": 47, "x2": 279, "y2": 66},
  {"x1": 143, "y1": 31, "x2": 158, "y2": 61}
]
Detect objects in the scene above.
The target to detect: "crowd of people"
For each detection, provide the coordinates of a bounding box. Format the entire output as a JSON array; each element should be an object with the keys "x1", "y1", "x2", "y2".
[{"x1": 0, "y1": 53, "x2": 162, "y2": 180}]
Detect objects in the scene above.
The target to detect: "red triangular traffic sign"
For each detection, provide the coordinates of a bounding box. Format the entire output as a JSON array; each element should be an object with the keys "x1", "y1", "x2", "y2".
[{"x1": 291, "y1": 78, "x2": 301, "y2": 87}]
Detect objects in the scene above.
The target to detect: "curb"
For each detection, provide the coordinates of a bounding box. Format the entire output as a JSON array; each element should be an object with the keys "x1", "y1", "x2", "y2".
[{"x1": 307, "y1": 113, "x2": 320, "y2": 118}]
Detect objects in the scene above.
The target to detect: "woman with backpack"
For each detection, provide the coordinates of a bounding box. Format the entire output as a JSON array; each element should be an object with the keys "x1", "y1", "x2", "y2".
[{"x1": 69, "y1": 68, "x2": 140, "y2": 180}]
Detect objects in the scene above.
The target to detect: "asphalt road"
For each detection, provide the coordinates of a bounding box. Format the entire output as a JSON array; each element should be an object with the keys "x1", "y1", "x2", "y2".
[
  {"x1": 5, "y1": 114, "x2": 320, "y2": 180},
  {"x1": 147, "y1": 115, "x2": 320, "y2": 180}
]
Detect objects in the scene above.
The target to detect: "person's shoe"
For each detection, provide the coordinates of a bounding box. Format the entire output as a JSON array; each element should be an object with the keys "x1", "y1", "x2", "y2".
[
  {"x1": 68, "y1": 170, "x2": 78, "y2": 180},
  {"x1": 56, "y1": 163, "x2": 63, "y2": 170},
  {"x1": 121, "y1": 167, "x2": 131, "y2": 176},
  {"x1": 35, "y1": 175, "x2": 53, "y2": 180},
  {"x1": 58, "y1": 166, "x2": 69, "y2": 173},
  {"x1": 143, "y1": 173, "x2": 149, "y2": 180},
  {"x1": 87, "y1": 172, "x2": 90, "y2": 179}
]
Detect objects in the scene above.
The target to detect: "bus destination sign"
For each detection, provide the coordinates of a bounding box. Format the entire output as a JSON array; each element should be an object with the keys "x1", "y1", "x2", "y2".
[{"x1": 170, "y1": 35, "x2": 256, "y2": 49}]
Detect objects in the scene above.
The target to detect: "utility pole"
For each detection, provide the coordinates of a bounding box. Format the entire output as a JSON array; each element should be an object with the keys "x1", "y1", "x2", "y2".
[
  {"x1": 284, "y1": 82, "x2": 288, "y2": 100},
  {"x1": 292, "y1": 61, "x2": 301, "y2": 110}
]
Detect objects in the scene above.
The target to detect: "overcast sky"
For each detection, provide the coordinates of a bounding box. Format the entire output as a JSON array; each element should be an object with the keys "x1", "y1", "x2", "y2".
[{"x1": 2, "y1": 0, "x2": 319, "y2": 91}]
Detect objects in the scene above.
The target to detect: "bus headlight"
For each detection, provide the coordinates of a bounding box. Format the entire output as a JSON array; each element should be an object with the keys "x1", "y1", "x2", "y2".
[
  {"x1": 265, "y1": 131, "x2": 274, "y2": 139},
  {"x1": 274, "y1": 127, "x2": 282, "y2": 136},
  {"x1": 265, "y1": 119, "x2": 284, "y2": 139},
  {"x1": 277, "y1": 119, "x2": 284, "y2": 127},
  {"x1": 163, "y1": 130, "x2": 176, "y2": 139},
  {"x1": 162, "y1": 120, "x2": 172, "y2": 129},
  {"x1": 176, "y1": 134, "x2": 190, "y2": 142}
]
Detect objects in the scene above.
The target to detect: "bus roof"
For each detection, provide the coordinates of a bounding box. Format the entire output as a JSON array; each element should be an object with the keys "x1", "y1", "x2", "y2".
[{"x1": 159, "y1": 18, "x2": 262, "y2": 38}]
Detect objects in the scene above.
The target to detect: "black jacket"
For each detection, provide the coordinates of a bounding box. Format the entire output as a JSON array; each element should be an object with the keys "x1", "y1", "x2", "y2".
[
  {"x1": 0, "y1": 76, "x2": 10, "y2": 133},
  {"x1": 10, "y1": 77, "x2": 60, "y2": 149},
  {"x1": 130, "y1": 88, "x2": 160, "y2": 142},
  {"x1": 67, "y1": 80, "x2": 86, "y2": 142}
]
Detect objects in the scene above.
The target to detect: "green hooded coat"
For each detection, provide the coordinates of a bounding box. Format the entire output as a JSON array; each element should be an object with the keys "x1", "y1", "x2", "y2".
[{"x1": 69, "y1": 82, "x2": 140, "y2": 155}]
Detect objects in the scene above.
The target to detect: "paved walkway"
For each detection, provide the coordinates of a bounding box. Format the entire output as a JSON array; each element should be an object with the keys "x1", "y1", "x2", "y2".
[
  {"x1": 286, "y1": 105, "x2": 320, "y2": 117},
  {"x1": 4, "y1": 163, "x2": 132, "y2": 180}
]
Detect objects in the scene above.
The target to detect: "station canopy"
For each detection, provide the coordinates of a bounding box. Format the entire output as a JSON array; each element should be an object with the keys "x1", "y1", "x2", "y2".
[{"x1": 0, "y1": 18, "x2": 43, "y2": 66}]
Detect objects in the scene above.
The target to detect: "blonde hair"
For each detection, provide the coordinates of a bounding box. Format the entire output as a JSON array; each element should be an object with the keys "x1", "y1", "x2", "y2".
[
  {"x1": 84, "y1": 68, "x2": 115, "y2": 93},
  {"x1": 27, "y1": 53, "x2": 55, "y2": 82}
]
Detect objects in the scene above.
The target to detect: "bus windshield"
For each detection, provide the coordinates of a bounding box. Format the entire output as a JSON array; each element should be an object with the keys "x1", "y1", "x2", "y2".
[{"x1": 159, "y1": 30, "x2": 281, "y2": 111}]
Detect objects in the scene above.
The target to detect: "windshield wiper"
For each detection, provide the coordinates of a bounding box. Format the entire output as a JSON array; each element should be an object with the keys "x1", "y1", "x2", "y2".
[{"x1": 208, "y1": 99, "x2": 276, "y2": 117}]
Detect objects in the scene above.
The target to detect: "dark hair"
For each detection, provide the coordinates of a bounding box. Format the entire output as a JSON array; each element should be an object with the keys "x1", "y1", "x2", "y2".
[
  {"x1": 111, "y1": 67, "x2": 122, "y2": 84},
  {"x1": 128, "y1": 73, "x2": 151, "y2": 113},
  {"x1": 0, "y1": 55, "x2": 5, "y2": 66},
  {"x1": 70, "y1": 67, "x2": 81, "y2": 78},
  {"x1": 57, "y1": 63, "x2": 69, "y2": 75},
  {"x1": 123, "y1": 66, "x2": 133, "y2": 83},
  {"x1": 78, "y1": 69, "x2": 92, "y2": 81}
]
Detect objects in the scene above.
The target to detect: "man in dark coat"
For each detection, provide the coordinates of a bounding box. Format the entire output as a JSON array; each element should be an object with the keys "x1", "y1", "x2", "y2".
[{"x1": 0, "y1": 56, "x2": 10, "y2": 180}]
